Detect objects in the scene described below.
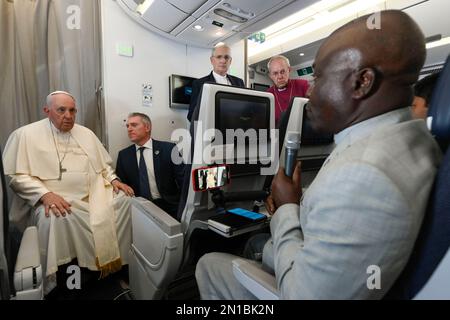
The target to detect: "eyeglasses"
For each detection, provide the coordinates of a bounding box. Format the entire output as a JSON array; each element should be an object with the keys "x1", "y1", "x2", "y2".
[
  {"x1": 213, "y1": 55, "x2": 232, "y2": 61},
  {"x1": 55, "y1": 106, "x2": 77, "y2": 115},
  {"x1": 270, "y1": 69, "x2": 288, "y2": 77}
]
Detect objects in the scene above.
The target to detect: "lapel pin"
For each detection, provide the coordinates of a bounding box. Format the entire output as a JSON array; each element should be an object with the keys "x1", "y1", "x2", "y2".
[{"x1": 155, "y1": 150, "x2": 160, "y2": 155}]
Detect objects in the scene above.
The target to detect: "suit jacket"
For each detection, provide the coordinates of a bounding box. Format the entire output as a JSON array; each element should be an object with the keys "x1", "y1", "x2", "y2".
[
  {"x1": 116, "y1": 139, "x2": 185, "y2": 205},
  {"x1": 187, "y1": 71, "x2": 245, "y2": 121},
  {"x1": 265, "y1": 108, "x2": 442, "y2": 299}
]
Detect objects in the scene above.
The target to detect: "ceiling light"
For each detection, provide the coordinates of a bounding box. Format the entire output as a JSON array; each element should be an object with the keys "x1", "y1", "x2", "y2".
[
  {"x1": 248, "y1": 0, "x2": 385, "y2": 59},
  {"x1": 299, "y1": 53, "x2": 305, "y2": 56},
  {"x1": 426, "y1": 36, "x2": 450, "y2": 49},
  {"x1": 136, "y1": 0, "x2": 155, "y2": 15},
  {"x1": 193, "y1": 25, "x2": 204, "y2": 31}
]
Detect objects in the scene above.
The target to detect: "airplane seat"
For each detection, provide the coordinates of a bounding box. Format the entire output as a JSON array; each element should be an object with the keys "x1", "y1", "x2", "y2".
[
  {"x1": 129, "y1": 83, "x2": 276, "y2": 299},
  {"x1": 385, "y1": 55, "x2": 450, "y2": 300},
  {"x1": 262, "y1": 97, "x2": 297, "y2": 191},
  {"x1": 0, "y1": 148, "x2": 10, "y2": 300},
  {"x1": 278, "y1": 97, "x2": 299, "y2": 152},
  {"x1": 232, "y1": 97, "x2": 335, "y2": 300},
  {"x1": 0, "y1": 148, "x2": 43, "y2": 300},
  {"x1": 180, "y1": 83, "x2": 275, "y2": 253},
  {"x1": 264, "y1": 97, "x2": 335, "y2": 191},
  {"x1": 278, "y1": 97, "x2": 335, "y2": 188},
  {"x1": 128, "y1": 198, "x2": 183, "y2": 300},
  {"x1": 176, "y1": 82, "x2": 210, "y2": 221}
]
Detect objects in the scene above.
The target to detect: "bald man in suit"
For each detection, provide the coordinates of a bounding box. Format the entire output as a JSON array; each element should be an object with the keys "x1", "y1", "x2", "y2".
[{"x1": 196, "y1": 10, "x2": 442, "y2": 300}]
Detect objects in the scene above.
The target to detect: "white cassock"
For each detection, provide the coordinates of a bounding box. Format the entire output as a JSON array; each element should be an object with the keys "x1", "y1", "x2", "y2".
[{"x1": 3, "y1": 119, "x2": 131, "y2": 294}]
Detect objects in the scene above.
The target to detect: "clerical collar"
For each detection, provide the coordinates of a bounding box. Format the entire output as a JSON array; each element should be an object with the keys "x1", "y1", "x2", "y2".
[
  {"x1": 212, "y1": 71, "x2": 230, "y2": 85},
  {"x1": 135, "y1": 138, "x2": 153, "y2": 151},
  {"x1": 276, "y1": 80, "x2": 290, "y2": 92}
]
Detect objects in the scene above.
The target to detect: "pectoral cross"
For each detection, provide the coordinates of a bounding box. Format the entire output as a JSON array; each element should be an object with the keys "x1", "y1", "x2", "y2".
[{"x1": 59, "y1": 163, "x2": 67, "y2": 180}]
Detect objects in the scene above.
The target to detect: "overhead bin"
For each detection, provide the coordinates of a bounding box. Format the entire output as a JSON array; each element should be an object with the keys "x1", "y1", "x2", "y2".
[{"x1": 115, "y1": 0, "x2": 308, "y2": 48}]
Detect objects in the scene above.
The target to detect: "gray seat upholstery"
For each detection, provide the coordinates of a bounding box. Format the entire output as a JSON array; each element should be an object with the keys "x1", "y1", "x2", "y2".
[{"x1": 386, "y1": 56, "x2": 450, "y2": 299}]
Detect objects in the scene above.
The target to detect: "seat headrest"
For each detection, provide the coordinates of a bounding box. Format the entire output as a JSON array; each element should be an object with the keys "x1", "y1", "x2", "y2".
[{"x1": 428, "y1": 55, "x2": 450, "y2": 139}]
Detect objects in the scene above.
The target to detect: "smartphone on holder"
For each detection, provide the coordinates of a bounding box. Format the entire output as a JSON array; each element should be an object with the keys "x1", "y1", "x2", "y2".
[
  {"x1": 227, "y1": 208, "x2": 266, "y2": 221},
  {"x1": 192, "y1": 164, "x2": 230, "y2": 192}
]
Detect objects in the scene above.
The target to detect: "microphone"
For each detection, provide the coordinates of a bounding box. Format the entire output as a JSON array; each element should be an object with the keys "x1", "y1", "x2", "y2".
[{"x1": 284, "y1": 132, "x2": 301, "y2": 177}]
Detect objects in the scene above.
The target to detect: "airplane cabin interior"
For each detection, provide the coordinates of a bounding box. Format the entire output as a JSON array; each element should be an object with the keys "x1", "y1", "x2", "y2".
[{"x1": 1, "y1": 0, "x2": 450, "y2": 301}]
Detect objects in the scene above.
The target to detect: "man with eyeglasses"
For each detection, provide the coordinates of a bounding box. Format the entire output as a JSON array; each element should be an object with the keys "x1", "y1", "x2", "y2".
[
  {"x1": 3, "y1": 91, "x2": 134, "y2": 295},
  {"x1": 267, "y1": 55, "x2": 309, "y2": 125},
  {"x1": 187, "y1": 44, "x2": 245, "y2": 121}
]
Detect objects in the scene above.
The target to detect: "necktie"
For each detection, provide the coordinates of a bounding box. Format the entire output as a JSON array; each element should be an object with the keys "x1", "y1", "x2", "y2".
[{"x1": 138, "y1": 147, "x2": 152, "y2": 200}]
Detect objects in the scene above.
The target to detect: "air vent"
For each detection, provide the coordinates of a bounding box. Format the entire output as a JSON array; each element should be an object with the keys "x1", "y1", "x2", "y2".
[
  {"x1": 116, "y1": 0, "x2": 302, "y2": 48},
  {"x1": 214, "y1": 8, "x2": 248, "y2": 23}
]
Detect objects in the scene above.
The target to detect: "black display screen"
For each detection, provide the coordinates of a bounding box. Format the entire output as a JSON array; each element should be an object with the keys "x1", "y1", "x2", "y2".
[
  {"x1": 170, "y1": 74, "x2": 196, "y2": 108},
  {"x1": 215, "y1": 91, "x2": 271, "y2": 137}
]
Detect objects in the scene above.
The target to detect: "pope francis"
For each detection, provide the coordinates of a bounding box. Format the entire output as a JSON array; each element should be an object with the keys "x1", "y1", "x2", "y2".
[{"x1": 3, "y1": 91, "x2": 135, "y2": 294}]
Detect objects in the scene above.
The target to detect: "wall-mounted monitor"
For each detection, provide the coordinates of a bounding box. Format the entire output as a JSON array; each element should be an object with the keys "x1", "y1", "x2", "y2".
[
  {"x1": 169, "y1": 74, "x2": 197, "y2": 109},
  {"x1": 252, "y1": 82, "x2": 270, "y2": 92}
]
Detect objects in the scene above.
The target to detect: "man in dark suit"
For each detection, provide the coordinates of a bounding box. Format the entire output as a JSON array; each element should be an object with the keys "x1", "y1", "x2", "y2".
[
  {"x1": 187, "y1": 44, "x2": 245, "y2": 121},
  {"x1": 116, "y1": 113, "x2": 185, "y2": 219}
]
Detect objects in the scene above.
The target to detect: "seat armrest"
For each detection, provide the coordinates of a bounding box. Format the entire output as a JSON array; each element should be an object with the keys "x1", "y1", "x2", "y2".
[
  {"x1": 129, "y1": 197, "x2": 183, "y2": 299},
  {"x1": 132, "y1": 197, "x2": 181, "y2": 236},
  {"x1": 14, "y1": 226, "x2": 43, "y2": 298},
  {"x1": 14, "y1": 227, "x2": 40, "y2": 272},
  {"x1": 232, "y1": 258, "x2": 279, "y2": 300}
]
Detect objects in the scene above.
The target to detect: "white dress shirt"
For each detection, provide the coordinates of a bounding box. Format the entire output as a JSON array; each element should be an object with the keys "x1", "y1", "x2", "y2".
[{"x1": 135, "y1": 139, "x2": 161, "y2": 199}]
